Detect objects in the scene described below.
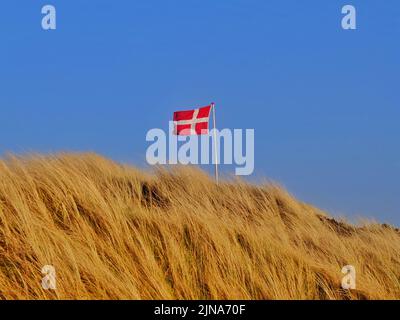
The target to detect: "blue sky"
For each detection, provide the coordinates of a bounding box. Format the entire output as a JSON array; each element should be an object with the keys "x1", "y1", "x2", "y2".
[{"x1": 1, "y1": 1, "x2": 399, "y2": 225}]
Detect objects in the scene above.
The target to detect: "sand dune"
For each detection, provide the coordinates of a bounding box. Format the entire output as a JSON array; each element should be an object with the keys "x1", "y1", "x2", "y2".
[{"x1": 0, "y1": 153, "x2": 399, "y2": 299}]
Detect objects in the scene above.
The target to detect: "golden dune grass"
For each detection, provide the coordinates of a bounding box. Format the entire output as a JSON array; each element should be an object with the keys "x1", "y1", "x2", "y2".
[{"x1": 0, "y1": 153, "x2": 399, "y2": 300}]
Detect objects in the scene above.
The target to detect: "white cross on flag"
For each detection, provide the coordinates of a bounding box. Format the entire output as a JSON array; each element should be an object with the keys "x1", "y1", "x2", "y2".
[{"x1": 173, "y1": 105, "x2": 212, "y2": 135}]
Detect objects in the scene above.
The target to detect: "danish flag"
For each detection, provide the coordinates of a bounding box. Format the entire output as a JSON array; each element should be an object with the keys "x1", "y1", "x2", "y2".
[{"x1": 173, "y1": 104, "x2": 213, "y2": 135}]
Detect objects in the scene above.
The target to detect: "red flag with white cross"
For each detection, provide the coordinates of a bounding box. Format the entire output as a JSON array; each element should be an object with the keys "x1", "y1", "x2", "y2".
[
  {"x1": 172, "y1": 102, "x2": 219, "y2": 183},
  {"x1": 173, "y1": 105, "x2": 212, "y2": 136}
]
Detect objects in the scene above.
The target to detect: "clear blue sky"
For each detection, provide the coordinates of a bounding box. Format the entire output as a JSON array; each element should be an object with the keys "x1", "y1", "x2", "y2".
[{"x1": 1, "y1": 1, "x2": 399, "y2": 225}]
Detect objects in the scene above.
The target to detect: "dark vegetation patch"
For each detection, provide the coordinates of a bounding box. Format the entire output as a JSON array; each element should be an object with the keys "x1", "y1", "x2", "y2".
[
  {"x1": 318, "y1": 216, "x2": 355, "y2": 237},
  {"x1": 141, "y1": 182, "x2": 170, "y2": 209}
]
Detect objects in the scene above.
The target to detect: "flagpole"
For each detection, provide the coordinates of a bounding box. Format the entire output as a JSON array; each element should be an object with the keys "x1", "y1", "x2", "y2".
[{"x1": 211, "y1": 102, "x2": 219, "y2": 184}]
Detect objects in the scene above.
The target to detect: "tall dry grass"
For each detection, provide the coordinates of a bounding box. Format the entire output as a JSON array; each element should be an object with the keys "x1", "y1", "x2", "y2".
[{"x1": 0, "y1": 153, "x2": 399, "y2": 300}]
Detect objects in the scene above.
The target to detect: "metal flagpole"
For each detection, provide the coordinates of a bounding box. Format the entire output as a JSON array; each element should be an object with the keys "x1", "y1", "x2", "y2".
[{"x1": 211, "y1": 102, "x2": 219, "y2": 184}]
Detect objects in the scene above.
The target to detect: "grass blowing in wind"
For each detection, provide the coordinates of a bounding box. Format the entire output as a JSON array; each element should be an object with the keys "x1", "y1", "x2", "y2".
[{"x1": 0, "y1": 153, "x2": 399, "y2": 300}]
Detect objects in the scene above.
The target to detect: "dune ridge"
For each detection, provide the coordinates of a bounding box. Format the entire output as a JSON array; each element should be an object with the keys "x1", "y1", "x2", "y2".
[{"x1": 0, "y1": 153, "x2": 399, "y2": 299}]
